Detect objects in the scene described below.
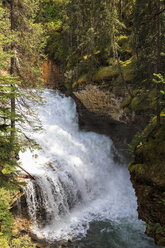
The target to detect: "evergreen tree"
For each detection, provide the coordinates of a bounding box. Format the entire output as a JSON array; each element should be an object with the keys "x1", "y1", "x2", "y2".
[
  {"x1": 63, "y1": 0, "x2": 125, "y2": 84},
  {"x1": 132, "y1": 0, "x2": 165, "y2": 125},
  {"x1": 0, "y1": 1, "x2": 45, "y2": 245}
]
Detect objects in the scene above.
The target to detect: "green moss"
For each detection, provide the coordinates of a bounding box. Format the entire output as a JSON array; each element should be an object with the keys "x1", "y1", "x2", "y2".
[
  {"x1": 120, "y1": 96, "x2": 131, "y2": 108},
  {"x1": 120, "y1": 56, "x2": 135, "y2": 82},
  {"x1": 124, "y1": 107, "x2": 131, "y2": 114},
  {"x1": 129, "y1": 163, "x2": 146, "y2": 175},
  {"x1": 132, "y1": 89, "x2": 145, "y2": 96},
  {"x1": 93, "y1": 65, "x2": 119, "y2": 82},
  {"x1": 78, "y1": 74, "x2": 87, "y2": 84},
  {"x1": 130, "y1": 119, "x2": 165, "y2": 187},
  {"x1": 143, "y1": 117, "x2": 157, "y2": 136},
  {"x1": 73, "y1": 56, "x2": 135, "y2": 88},
  {"x1": 130, "y1": 94, "x2": 151, "y2": 112},
  {"x1": 131, "y1": 96, "x2": 149, "y2": 111},
  {"x1": 72, "y1": 74, "x2": 87, "y2": 88},
  {"x1": 147, "y1": 222, "x2": 165, "y2": 234},
  {"x1": 117, "y1": 35, "x2": 132, "y2": 54},
  {"x1": 157, "y1": 237, "x2": 165, "y2": 246},
  {"x1": 106, "y1": 57, "x2": 116, "y2": 65},
  {"x1": 128, "y1": 161, "x2": 135, "y2": 170},
  {"x1": 131, "y1": 96, "x2": 140, "y2": 110},
  {"x1": 129, "y1": 120, "x2": 165, "y2": 246}
]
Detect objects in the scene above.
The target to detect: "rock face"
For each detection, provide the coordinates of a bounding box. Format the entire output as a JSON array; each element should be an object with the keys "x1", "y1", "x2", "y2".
[
  {"x1": 129, "y1": 121, "x2": 165, "y2": 246},
  {"x1": 42, "y1": 60, "x2": 66, "y2": 92},
  {"x1": 41, "y1": 59, "x2": 142, "y2": 158},
  {"x1": 74, "y1": 85, "x2": 128, "y2": 123},
  {"x1": 72, "y1": 84, "x2": 138, "y2": 159}
]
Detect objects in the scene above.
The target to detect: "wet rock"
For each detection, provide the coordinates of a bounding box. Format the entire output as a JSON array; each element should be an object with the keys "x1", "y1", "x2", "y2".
[{"x1": 33, "y1": 154, "x2": 39, "y2": 159}]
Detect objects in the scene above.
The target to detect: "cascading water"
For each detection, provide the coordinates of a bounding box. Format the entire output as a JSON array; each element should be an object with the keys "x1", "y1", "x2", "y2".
[{"x1": 19, "y1": 89, "x2": 158, "y2": 247}]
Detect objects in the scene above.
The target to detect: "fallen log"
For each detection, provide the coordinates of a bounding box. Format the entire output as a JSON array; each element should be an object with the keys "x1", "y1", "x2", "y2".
[{"x1": 17, "y1": 164, "x2": 35, "y2": 180}]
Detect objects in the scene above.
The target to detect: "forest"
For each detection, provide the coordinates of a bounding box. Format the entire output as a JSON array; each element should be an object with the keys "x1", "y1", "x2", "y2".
[{"x1": 0, "y1": 0, "x2": 165, "y2": 247}]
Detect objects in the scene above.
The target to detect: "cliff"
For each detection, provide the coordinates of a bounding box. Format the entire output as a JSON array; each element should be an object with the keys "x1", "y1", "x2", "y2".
[
  {"x1": 72, "y1": 84, "x2": 137, "y2": 159},
  {"x1": 129, "y1": 118, "x2": 165, "y2": 246},
  {"x1": 42, "y1": 60, "x2": 66, "y2": 92}
]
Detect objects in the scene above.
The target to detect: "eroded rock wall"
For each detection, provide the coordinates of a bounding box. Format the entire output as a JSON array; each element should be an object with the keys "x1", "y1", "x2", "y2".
[
  {"x1": 42, "y1": 60, "x2": 66, "y2": 92},
  {"x1": 129, "y1": 121, "x2": 165, "y2": 246},
  {"x1": 72, "y1": 84, "x2": 138, "y2": 160},
  {"x1": 74, "y1": 85, "x2": 128, "y2": 123}
]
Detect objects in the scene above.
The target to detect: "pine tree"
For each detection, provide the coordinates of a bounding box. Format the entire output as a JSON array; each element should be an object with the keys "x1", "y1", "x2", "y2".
[
  {"x1": 0, "y1": 1, "x2": 45, "y2": 244},
  {"x1": 63, "y1": 0, "x2": 125, "y2": 85},
  {"x1": 0, "y1": 0, "x2": 45, "y2": 185},
  {"x1": 132, "y1": 0, "x2": 165, "y2": 125}
]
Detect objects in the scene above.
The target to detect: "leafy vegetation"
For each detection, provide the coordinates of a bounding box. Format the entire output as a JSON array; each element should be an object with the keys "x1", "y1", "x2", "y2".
[
  {"x1": 0, "y1": 0, "x2": 45, "y2": 246},
  {"x1": 0, "y1": 0, "x2": 165, "y2": 246}
]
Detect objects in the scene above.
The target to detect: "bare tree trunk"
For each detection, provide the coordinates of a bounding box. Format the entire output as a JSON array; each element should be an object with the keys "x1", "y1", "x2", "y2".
[
  {"x1": 10, "y1": 0, "x2": 16, "y2": 145},
  {"x1": 17, "y1": 164, "x2": 35, "y2": 180},
  {"x1": 117, "y1": 55, "x2": 133, "y2": 98},
  {"x1": 156, "y1": 0, "x2": 161, "y2": 128},
  {"x1": 119, "y1": 0, "x2": 122, "y2": 19}
]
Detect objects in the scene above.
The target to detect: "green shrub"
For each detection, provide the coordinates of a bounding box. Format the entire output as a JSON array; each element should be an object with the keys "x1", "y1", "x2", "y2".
[
  {"x1": 128, "y1": 131, "x2": 146, "y2": 157},
  {"x1": 0, "y1": 237, "x2": 9, "y2": 248},
  {"x1": 0, "y1": 189, "x2": 13, "y2": 240},
  {"x1": 10, "y1": 235, "x2": 36, "y2": 248}
]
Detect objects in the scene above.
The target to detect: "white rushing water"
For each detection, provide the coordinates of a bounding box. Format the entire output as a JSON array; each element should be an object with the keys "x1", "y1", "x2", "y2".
[{"x1": 19, "y1": 89, "x2": 144, "y2": 242}]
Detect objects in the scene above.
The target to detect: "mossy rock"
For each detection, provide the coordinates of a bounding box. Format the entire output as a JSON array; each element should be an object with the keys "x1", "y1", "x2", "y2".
[
  {"x1": 130, "y1": 120, "x2": 165, "y2": 246},
  {"x1": 78, "y1": 74, "x2": 87, "y2": 84},
  {"x1": 157, "y1": 237, "x2": 165, "y2": 246},
  {"x1": 128, "y1": 163, "x2": 146, "y2": 175},
  {"x1": 73, "y1": 56, "x2": 135, "y2": 89},
  {"x1": 131, "y1": 119, "x2": 165, "y2": 188},
  {"x1": 131, "y1": 95, "x2": 151, "y2": 112},
  {"x1": 128, "y1": 161, "x2": 136, "y2": 170},
  {"x1": 72, "y1": 74, "x2": 87, "y2": 89},
  {"x1": 93, "y1": 65, "x2": 119, "y2": 82},
  {"x1": 147, "y1": 222, "x2": 165, "y2": 234}
]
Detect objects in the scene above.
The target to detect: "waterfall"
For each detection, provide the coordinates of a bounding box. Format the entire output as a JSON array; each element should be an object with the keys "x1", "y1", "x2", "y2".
[{"x1": 19, "y1": 90, "x2": 156, "y2": 246}]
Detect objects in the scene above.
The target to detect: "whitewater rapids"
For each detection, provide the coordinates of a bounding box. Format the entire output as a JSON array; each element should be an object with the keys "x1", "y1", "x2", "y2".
[{"x1": 19, "y1": 90, "x2": 157, "y2": 247}]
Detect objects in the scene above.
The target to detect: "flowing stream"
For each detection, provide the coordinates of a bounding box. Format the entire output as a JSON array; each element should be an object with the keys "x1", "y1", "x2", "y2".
[{"x1": 19, "y1": 89, "x2": 158, "y2": 247}]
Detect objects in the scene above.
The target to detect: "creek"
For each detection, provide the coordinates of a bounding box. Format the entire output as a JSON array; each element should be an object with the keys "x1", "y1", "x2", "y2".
[{"x1": 19, "y1": 89, "x2": 158, "y2": 247}]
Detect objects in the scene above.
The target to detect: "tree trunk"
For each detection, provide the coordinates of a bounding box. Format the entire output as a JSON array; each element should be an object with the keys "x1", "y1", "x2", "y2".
[
  {"x1": 119, "y1": 0, "x2": 122, "y2": 19},
  {"x1": 156, "y1": 0, "x2": 161, "y2": 128},
  {"x1": 10, "y1": 0, "x2": 16, "y2": 145},
  {"x1": 117, "y1": 55, "x2": 133, "y2": 98}
]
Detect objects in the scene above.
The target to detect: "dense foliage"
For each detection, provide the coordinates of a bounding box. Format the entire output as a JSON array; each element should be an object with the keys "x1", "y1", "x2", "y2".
[
  {"x1": 40, "y1": 0, "x2": 165, "y2": 120},
  {"x1": 0, "y1": 0, "x2": 44, "y2": 246},
  {"x1": 0, "y1": 0, "x2": 165, "y2": 246}
]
